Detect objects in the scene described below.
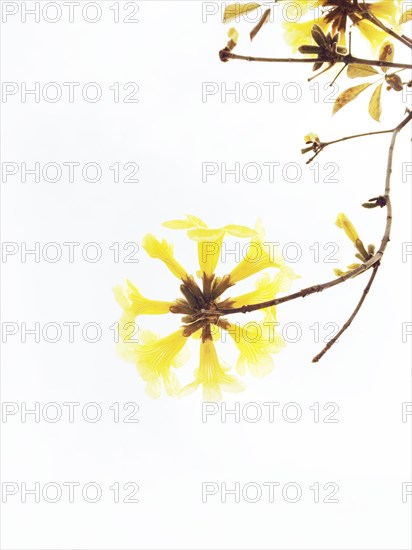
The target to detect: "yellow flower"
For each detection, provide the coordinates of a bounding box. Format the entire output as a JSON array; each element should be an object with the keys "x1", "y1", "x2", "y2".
[
  {"x1": 115, "y1": 216, "x2": 298, "y2": 400},
  {"x1": 284, "y1": 0, "x2": 401, "y2": 51},
  {"x1": 180, "y1": 338, "x2": 245, "y2": 401}
]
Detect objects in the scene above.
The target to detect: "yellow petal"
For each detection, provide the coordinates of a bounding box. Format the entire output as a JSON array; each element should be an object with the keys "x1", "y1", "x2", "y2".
[
  {"x1": 164, "y1": 218, "x2": 256, "y2": 277},
  {"x1": 228, "y1": 27, "x2": 239, "y2": 45},
  {"x1": 180, "y1": 339, "x2": 244, "y2": 401},
  {"x1": 228, "y1": 238, "x2": 295, "y2": 284},
  {"x1": 191, "y1": 224, "x2": 257, "y2": 276},
  {"x1": 304, "y1": 132, "x2": 320, "y2": 143},
  {"x1": 122, "y1": 329, "x2": 189, "y2": 398},
  {"x1": 186, "y1": 228, "x2": 225, "y2": 277},
  {"x1": 228, "y1": 272, "x2": 293, "y2": 309},
  {"x1": 222, "y1": 224, "x2": 257, "y2": 238},
  {"x1": 142, "y1": 234, "x2": 188, "y2": 280},
  {"x1": 114, "y1": 280, "x2": 172, "y2": 316},
  {"x1": 357, "y1": 19, "x2": 388, "y2": 50},
  {"x1": 163, "y1": 215, "x2": 207, "y2": 230},
  {"x1": 226, "y1": 322, "x2": 285, "y2": 377},
  {"x1": 335, "y1": 213, "x2": 360, "y2": 244},
  {"x1": 226, "y1": 271, "x2": 296, "y2": 325},
  {"x1": 283, "y1": 18, "x2": 328, "y2": 52},
  {"x1": 370, "y1": 1, "x2": 400, "y2": 26},
  {"x1": 400, "y1": 8, "x2": 412, "y2": 24}
]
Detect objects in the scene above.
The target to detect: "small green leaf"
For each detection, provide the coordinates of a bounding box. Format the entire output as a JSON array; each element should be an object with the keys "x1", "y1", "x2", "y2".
[
  {"x1": 332, "y1": 83, "x2": 372, "y2": 115},
  {"x1": 347, "y1": 64, "x2": 379, "y2": 78},
  {"x1": 369, "y1": 83, "x2": 383, "y2": 122}
]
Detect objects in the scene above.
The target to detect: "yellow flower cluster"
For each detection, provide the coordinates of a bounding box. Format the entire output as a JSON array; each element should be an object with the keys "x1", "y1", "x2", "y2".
[
  {"x1": 114, "y1": 216, "x2": 298, "y2": 400},
  {"x1": 223, "y1": 0, "x2": 403, "y2": 51}
]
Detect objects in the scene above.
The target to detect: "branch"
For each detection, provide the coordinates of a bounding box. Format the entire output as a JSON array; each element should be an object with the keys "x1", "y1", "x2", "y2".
[
  {"x1": 322, "y1": 128, "x2": 394, "y2": 148},
  {"x1": 220, "y1": 50, "x2": 412, "y2": 70},
  {"x1": 217, "y1": 111, "x2": 412, "y2": 355},
  {"x1": 217, "y1": 257, "x2": 379, "y2": 315},
  {"x1": 305, "y1": 123, "x2": 406, "y2": 163},
  {"x1": 311, "y1": 264, "x2": 380, "y2": 363},
  {"x1": 310, "y1": 110, "x2": 412, "y2": 360}
]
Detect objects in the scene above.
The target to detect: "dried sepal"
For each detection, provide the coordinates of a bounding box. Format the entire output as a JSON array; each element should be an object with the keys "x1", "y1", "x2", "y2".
[
  {"x1": 379, "y1": 41, "x2": 394, "y2": 73},
  {"x1": 385, "y1": 73, "x2": 403, "y2": 92}
]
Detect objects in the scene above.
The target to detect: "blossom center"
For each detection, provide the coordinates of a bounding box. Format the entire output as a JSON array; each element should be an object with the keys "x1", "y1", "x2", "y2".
[{"x1": 169, "y1": 273, "x2": 233, "y2": 340}]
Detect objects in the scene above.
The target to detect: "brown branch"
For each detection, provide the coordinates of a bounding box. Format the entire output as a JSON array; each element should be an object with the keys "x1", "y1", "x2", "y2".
[
  {"x1": 216, "y1": 110, "x2": 412, "y2": 360},
  {"x1": 312, "y1": 264, "x2": 380, "y2": 363},
  {"x1": 305, "y1": 121, "x2": 407, "y2": 163},
  {"x1": 322, "y1": 128, "x2": 394, "y2": 147},
  {"x1": 311, "y1": 108, "x2": 412, "y2": 360},
  {"x1": 221, "y1": 50, "x2": 412, "y2": 70},
  {"x1": 217, "y1": 257, "x2": 379, "y2": 316}
]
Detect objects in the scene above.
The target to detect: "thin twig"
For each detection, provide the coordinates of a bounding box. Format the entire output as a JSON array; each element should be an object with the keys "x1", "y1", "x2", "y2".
[
  {"x1": 312, "y1": 264, "x2": 380, "y2": 362},
  {"x1": 323, "y1": 128, "x2": 393, "y2": 147}
]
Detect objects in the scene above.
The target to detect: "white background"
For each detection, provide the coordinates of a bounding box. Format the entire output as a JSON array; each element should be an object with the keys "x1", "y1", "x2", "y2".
[{"x1": 1, "y1": 1, "x2": 411, "y2": 549}]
